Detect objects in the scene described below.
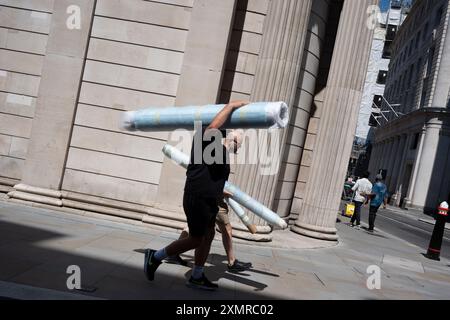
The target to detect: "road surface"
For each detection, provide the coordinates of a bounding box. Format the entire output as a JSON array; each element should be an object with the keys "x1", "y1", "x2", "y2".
[{"x1": 343, "y1": 204, "x2": 450, "y2": 260}]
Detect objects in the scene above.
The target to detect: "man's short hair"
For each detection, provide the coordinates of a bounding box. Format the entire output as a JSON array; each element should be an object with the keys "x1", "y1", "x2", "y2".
[{"x1": 362, "y1": 171, "x2": 370, "y2": 178}]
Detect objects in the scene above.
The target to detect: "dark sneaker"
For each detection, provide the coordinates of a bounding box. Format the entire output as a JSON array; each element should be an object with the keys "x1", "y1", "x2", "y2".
[
  {"x1": 367, "y1": 229, "x2": 374, "y2": 233},
  {"x1": 144, "y1": 249, "x2": 161, "y2": 281},
  {"x1": 187, "y1": 274, "x2": 218, "y2": 291},
  {"x1": 228, "y1": 260, "x2": 252, "y2": 272},
  {"x1": 165, "y1": 255, "x2": 188, "y2": 266}
]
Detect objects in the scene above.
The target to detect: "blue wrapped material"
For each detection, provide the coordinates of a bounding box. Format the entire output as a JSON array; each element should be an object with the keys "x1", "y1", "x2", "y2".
[
  {"x1": 162, "y1": 144, "x2": 288, "y2": 230},
  {"x1": 121, "y1": 102, "x2": 289, "y2": 131}
]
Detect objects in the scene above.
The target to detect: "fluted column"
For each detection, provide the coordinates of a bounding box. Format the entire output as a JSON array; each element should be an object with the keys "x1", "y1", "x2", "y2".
[
  {"x1": 373, "y1": 140, "x2": 387, "y2": 178},
  {"x1": 410, "y1": 120, "x2": 443, "y2": 210},
  {"x1": 368, "y1": 142, "x2": 377, "y2": 177},
  {"x1": 389, "y1": 135, "x2": 406, "y2": 191},
  {"x1": 405, "y1": 129, "x2": 426, "y2": 207},
  {"x1": 385, "y1": 137, "x2": 400, "y2": 189},
  {"x1": 292, "y1": 0, "x2": 376, "y2": 241},
  {"x1": 231, "y1": 0, "x2": 313, "y2": 241},
  {"x1": 391, "y1": 134, "x2": 410, "y2": 206},
  {"x1": 381, "y1": 139, "x2": 394, "y2": 178},
  {"x1": 368, "y1": 142, "x2": 379, "y2": 176}
]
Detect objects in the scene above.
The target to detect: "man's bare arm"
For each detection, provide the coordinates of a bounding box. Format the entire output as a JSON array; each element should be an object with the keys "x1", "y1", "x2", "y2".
[{"x1": 207, "y1": 100, "x2": 249, "y2": 130}]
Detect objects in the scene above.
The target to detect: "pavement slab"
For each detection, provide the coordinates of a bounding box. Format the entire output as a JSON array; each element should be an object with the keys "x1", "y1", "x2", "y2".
[{"x1": 0, "y1": 200, "x2": 449, "y2": 300}]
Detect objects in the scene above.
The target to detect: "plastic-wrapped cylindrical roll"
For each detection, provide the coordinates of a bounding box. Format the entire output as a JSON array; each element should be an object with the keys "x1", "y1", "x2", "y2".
[
  {"x1": 161, "y1": 145, "x2": 253, "y2": 230},
  {"x1": 223, "y1": 182, "x2": 287, "y2": 229},
  {"x1": 121, "y1": 102, "x2": 289, "y2": 132},
  {"x1": 162, "y1": 144, "x2": 288, "y2": 230},
  {"x1": 225, "y1": 198, "x2": 257, "y2": 234}
]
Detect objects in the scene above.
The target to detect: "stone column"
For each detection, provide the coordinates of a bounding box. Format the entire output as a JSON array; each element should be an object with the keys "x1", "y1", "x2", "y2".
[
  {"x1": 8, "y1": 0, "x2": 96, "y2": 205},
  {"x1": 386, "y1": 137, "x2": 400, "y2": 189},
  {"x1": 389, "y1": 135, "x2": 406, "y2": 191},
  {"x1": 381, "y1": 139, "x2": 394, "y2": 177},
  {"x1": 292, "y1": 0, "x2": 376, "y2": 241},
  {"x1": 370, "y1": 142, "x2": 381, "y2": 176},
  {"x1": 432, "y1": 11, "x2": 450, "y2": 109},
  {"x1": 377, "y1": 140, "x2": 389, "y2": 177},
  {"x1": 368, "y1": 141, "x2": 380, "y2": 177},
  {"x1": 272, "y1": 0, "x2": 330, "y2": 219},
  {"x1": 231, "y1": 0, "x2": 314, "y2": 241},
  {"x1": 367, "y1": 142, "x2": 376, "y2": 175},
  {"x1": 391, "y1": 134, "x2": 410, "y2": 206},
  {"x1": 405, "y1": 128, "x2": 426, "y2": 207},
  {"x1": 155, "y1": 0, "x2": 238, "y2": 212},
  {"x1": 409, "y1": 120, "x2": 442, "y2": 210}
]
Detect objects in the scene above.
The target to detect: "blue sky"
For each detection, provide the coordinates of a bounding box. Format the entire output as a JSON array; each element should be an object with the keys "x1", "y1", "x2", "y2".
[{"x1": 380, "y1": 0, "x2": 391, "y2": 12}]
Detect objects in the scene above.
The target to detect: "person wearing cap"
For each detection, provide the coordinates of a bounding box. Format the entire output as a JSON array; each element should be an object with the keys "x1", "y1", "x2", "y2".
[{"x1": 366, "y1": 174, "x2": 388, "y2": 232}]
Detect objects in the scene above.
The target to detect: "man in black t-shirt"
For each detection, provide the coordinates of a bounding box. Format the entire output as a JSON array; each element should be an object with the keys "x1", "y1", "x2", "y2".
[{"x1": 144, "y1": 100, "x2": 248, "y2": 290}]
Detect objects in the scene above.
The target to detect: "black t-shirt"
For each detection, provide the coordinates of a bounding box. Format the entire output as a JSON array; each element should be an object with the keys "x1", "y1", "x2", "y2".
[{"x1": 184, "y1": 129, "x2": 230, "y2": 197}]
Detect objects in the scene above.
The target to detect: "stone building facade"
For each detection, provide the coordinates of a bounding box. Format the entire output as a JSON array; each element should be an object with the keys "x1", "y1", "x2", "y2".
[
  {"x1": 356, "y1": 1, "x2": 407, "y2": 142},
  {"x1": 368, "y1": 0, "x2": 450, "y2": 213},
  {"x1": 0, "y1": 0, "x2": 375, "y2": 241},
  {"x1": 348, "y1": 1, "x2": 409, "y2": 178}
]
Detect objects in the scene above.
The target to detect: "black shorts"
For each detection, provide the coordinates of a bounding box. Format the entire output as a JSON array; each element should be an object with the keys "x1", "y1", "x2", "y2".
[{"x1": 183, "y1": 193, "x2": 219, "y2": 237}]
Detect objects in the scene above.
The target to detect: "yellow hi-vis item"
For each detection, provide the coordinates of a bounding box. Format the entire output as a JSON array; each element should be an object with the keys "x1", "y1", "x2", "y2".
[{"x1": 345, "y1": 203, "x2": 355, "y2": 217}]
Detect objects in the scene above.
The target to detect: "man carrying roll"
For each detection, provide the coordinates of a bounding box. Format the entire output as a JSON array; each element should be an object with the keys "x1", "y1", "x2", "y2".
[
  {"x1": 144, "y1": 100, "x2": 248, "y2": 290},
  {"x1": 165, "y1": 194, "x2": 253, "y2": 273}
]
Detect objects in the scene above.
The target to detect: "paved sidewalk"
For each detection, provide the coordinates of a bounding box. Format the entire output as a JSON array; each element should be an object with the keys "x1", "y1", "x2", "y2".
[
  {"x1": 0, "y1": 200, "x2": 449, "y2": 300},
  {"x1": 385, "y1": 205, "x2": 450, "y2": 230}
]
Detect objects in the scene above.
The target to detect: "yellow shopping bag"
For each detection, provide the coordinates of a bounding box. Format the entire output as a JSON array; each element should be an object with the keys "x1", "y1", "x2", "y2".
[{"x1": 344, "y1": 203, "x2": 355, "y2": 217}]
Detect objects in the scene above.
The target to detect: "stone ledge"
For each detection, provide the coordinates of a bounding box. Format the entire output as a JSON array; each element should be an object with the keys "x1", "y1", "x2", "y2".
[
  {"x1": 8, "y1": 191, "x2": 63, "y2": 207},
  {"x1": 4, "y1": 185, "x2": 290, "y2": 243}
]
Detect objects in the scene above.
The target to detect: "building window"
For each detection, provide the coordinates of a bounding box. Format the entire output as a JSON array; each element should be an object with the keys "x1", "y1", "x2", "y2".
[
  {"x1": 419, "y1": 82, "x2": 428, "y2": 108},
  {"x1": 423, "y1": 22, "x2": 429, "y2": 41},
  {"x1": 426, "y1": 46, "x2": 435, "y2": 77},
  {"x1": 382, "y1": 41, "x2": 392, "y2": 59},
  {"x1": 416, "y1": 58, "x2": 422, "y2": 78},
  {"x1": 391, "y1": 0, "x2": 402, "y2": 9},
  {"x1": 373, "y1": 95, "x2": 383, "y2": 107},
  {"x1": 386, "y1": 25, "x2": 397, "y2": 41},
  {"x1": 411, "y1": 133, "x2": 420, "y2": 150},
  {"x1": 408, "y1": 40, "x2": 414, "y2": 56},
  {"x1": 369, "y1": 109, "x2": 381, "y2": 127},
  {"x1": 415, "y1": 31, "x2": 421, "y2": 48},
  {"x1": 377, "y1": 71, "x2": 388, "y2": 85},
  {"x1": 434, "y1": 6, "x2": 444, "y2": 28},
  {"x1": 402, "y1": 71, "x2": 407, "y2": 90},
  {"x1": 408, "y1": 65, "x2": 414, "y2": 86}
]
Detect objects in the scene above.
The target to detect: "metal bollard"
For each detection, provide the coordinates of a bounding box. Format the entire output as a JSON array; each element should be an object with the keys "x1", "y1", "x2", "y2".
[{"x1": 425, "y1": 201, "x2": 448, "y2": 261}]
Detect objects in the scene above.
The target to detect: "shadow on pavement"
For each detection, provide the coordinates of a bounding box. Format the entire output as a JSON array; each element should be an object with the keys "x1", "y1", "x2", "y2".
[
  {"x1": 0, "y1": 219, "x2": 278, "y2": 300},
  {"x1": 132, "y1": 250, "x2": 277, "y2": 293}
]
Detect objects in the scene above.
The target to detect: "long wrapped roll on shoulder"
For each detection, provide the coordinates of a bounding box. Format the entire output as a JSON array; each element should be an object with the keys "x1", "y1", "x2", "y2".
[
  {"x1": 121, "y1": 102, "x2": 289, "y2": 132},
  {"x1": 161, "y1": 144, "x2": 288, "y2": 230}
]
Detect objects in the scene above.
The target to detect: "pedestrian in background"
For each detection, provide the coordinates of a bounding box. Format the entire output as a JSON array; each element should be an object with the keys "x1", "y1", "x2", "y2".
[
  {"x1": 366, "y1": 174, "x2": 388, "y2": 232},
  {"x1": 350, "y1": 171, "x2": 372, "y2": 228}
]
